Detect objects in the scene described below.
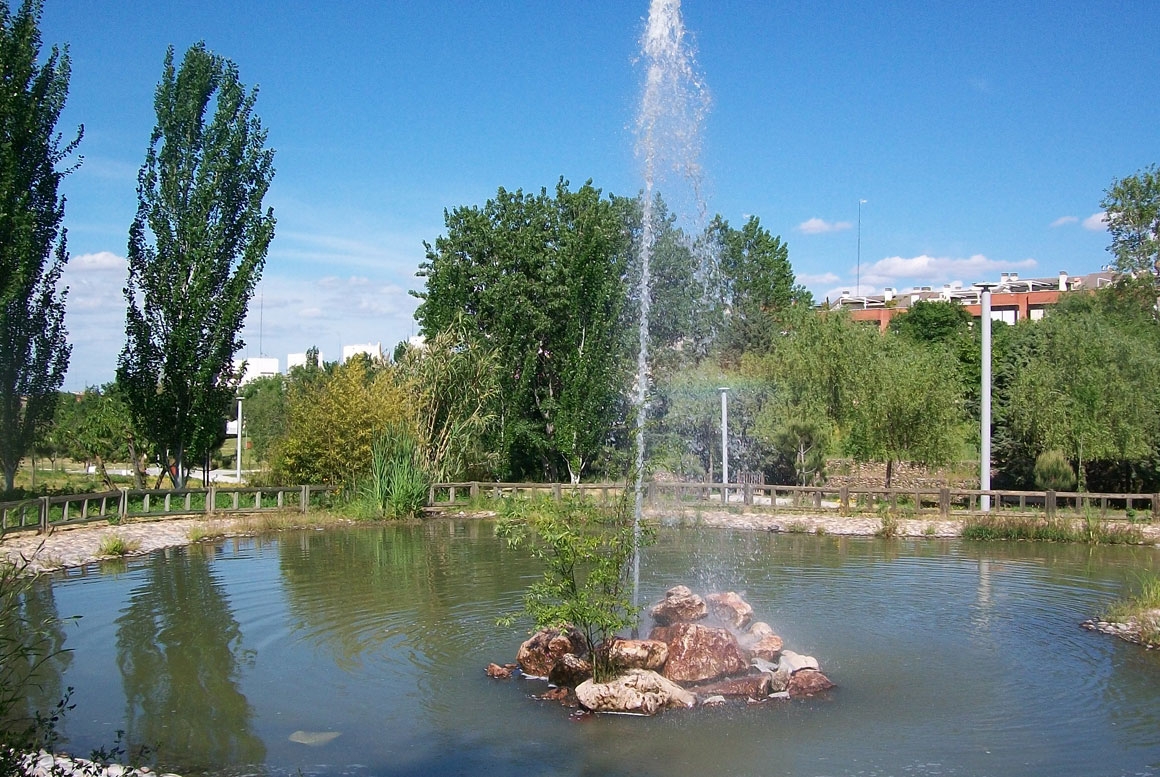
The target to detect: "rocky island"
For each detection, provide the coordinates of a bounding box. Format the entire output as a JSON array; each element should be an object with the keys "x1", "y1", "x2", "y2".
[{"x1": 489, "y1": 585, "x2": 835, "y2": 715}]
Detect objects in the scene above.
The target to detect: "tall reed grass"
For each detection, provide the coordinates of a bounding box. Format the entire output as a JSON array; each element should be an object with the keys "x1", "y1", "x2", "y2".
[{"x1": 362, "y1": 425, "x2": 431, "y2": 519}]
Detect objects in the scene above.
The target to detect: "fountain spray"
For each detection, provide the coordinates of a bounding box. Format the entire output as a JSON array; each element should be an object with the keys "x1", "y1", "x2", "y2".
[{"x1": 632, "y1": 0, "x2": 710, "y2": 610}]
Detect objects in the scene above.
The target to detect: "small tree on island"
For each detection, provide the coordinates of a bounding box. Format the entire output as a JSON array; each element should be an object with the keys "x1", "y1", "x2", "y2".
[{"x1": 496, "y1": 493, "x2": 652, "y2": 683}]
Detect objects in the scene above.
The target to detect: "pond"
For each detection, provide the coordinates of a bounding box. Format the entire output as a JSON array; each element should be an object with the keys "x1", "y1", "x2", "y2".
[{"x1": 17, "y1": 520, "x2": 1160, "y2": 777}]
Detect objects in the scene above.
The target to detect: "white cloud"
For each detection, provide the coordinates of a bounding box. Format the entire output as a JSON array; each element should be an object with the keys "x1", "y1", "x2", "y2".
[
  {"x1": 855, "y1": 253, "x2": 1038, "y2": 291},
  {"x1": 71, "y1": 251, "x2": 126, "y2": 271},
  {"x1": 797, "y1": 217, "x2": 853, "y2": 235},
  {"x1": 1083, "y1": 211, "x2": 1108, "y2": 231},
  {"x1": 797, "y1": 271, "x2": 841, "y2": 286},
  {"x1": 1049, "y1": 216, "x2": 1078, "y2": 228}
]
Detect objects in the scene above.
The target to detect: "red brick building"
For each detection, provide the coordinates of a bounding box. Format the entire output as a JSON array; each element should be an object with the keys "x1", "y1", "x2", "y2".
[{"x1": 832, "y1": 270, "x2": 1117, "y2": 331}]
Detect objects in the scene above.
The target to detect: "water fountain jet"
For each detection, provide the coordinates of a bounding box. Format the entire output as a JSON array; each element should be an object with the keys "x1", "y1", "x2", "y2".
[{"x1": 631, "y1": 0, "x2": 711, "y2": 611}]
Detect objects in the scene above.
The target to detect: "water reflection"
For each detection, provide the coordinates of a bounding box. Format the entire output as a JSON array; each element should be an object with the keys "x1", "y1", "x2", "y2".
[
  {"x1": 1, "y1": 581, "x2": 72, "y2": 738},
  {"x1": 115, "y1": 546, "x2": 265, "y2": 770}
]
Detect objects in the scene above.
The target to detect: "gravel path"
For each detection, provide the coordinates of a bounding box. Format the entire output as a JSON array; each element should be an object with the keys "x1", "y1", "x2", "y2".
[{"x1": 0, "y1": 514, "x2": 349, "y2": 574}]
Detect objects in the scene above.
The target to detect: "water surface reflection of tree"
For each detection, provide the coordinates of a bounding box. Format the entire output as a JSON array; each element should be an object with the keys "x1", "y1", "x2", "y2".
[
  {"x1": 115, "y1": 547, "x2": 265, "y2": 771},
  {"x1": 1, "y1": 580, "x2": 71, "y2": 739}
]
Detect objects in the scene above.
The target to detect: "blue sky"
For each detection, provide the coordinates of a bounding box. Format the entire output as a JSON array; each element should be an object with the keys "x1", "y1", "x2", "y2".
[{"x1": 42, "y1": 1, "x2": 1159, "y2": 390}]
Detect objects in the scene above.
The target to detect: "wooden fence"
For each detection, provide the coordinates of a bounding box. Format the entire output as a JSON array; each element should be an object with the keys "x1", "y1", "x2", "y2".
[
  {"x1": 5, "y1": 479, "x2": 1155, "y2": 536},
  {"x1": 0, "y1": 485, "x2": 338, "y2": 535},
  {"x1": 428, "y1": 481, "x2": 1160, "y2": 522}
]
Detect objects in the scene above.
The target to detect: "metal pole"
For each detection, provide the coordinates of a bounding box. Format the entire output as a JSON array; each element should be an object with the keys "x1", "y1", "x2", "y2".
[
  {"x1": 719, "y1": 387, "x2": 729, "y2": 503},
  {"x1": 857, "y1": 198, "x2": 866, "y2": 297},
  {"x1": 236, "y1": 395, "x2": 243, "y2": 485},
  {"x1": 976, "y1": 283, "x2": 997, "y2": 512}
]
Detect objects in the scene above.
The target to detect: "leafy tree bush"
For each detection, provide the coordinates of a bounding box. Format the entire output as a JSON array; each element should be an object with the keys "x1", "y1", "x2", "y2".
[
  {"x1": 1002, "y1": 287, "x2": 1160, "y2": 491},
  {"x1": 415, "y1": 179, "x2": 633, "y2": 482},
  {"x1": 1033, "y1": 450, "x2": 1076, "y2": 492},
  {"x1": 496, "y1": 493, "x2": 651, "y2": 682},
  {"x1": 270, "y1": 357, "x2": 409, "y2": 490},
  {"x1": 396, "y1": 322, "x2": 499, "y2": 482}
]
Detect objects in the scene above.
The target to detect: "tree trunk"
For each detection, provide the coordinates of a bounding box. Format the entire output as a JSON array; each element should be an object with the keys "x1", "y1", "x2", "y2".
[
  {"x1": 93, "y1": 455, "x2": 115, "y2": 490},
  {"x1": 127, "y1": 438, "x2": 145, "y2": 489},
  {"x1": 885, "y1": 459, "x2": 895, "y2": 490},
  {"x1": 173, "y1": 444, "x2": 186, "y2": 489},
  {"x1": 2, "y1": 462, "x2": 14, "y2": 493}
]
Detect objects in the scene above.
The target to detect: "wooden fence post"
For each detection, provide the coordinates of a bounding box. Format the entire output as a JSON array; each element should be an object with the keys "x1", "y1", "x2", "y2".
[
  {"x1": 939, "y1": 488, "x2": 950, "y2": 519},
  {"x1": 744, "y1": 483, "x2": 752, "y2": 506},
  {"x1": 207, "y1": 486, "x2": 216, "y2": 515},
  {"x1": 840, "y1": 485, "x2": 849, "y2": 514},
  {"x1": 553, "y1": 483, "x2": 562, "y2": 502},
  {"x1": 1046, "y1": 490, "x2": 1057, "y2": 519},
  {"x1": 470, "y1": 482, "x2": 479, "y2": 499},
  {"x1": 1152, "y1": 493, "x2": 1159, "y2": 523},
  {"x1": 39, "y1": 496, "x2": 50, "y2": 534}
]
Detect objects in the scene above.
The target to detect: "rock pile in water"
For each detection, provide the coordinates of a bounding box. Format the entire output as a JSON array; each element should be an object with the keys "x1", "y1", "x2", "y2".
[{"x1": 488, "y1": 585, "x2": 835, "y2": 715}]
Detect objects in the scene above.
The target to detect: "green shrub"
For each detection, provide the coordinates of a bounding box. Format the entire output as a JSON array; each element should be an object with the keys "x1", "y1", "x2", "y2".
[
  {"x1": 962, "y1": 515, "x2": 1142, "y2": 545},
  {"x1": 97, "y1": 535, "x2": 140, "y2": 556},
  {"x1": 1104, "y1": 572, "x2": 1160, "y2": 647},
  {"x1": 1034, "y1": 450, "x2": 1075, "y2": 492}
]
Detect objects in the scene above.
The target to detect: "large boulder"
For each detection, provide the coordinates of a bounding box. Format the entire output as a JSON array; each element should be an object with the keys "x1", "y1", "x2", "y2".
[
  {"x1": 706, "y1": 592, "x2": 754, "y2": 629},
  {"x1": 575, "y1": 669, "x2": 696, "y2": 715},
  {"x1": 548, "y1": 653, "x2": 592, "y2": 687},
  {"x1": 787, "y1": 668, "x2": 835, "y2": 697},
  {"x1": 650, "y1": 622, "x2": 748, "y2": 683},
  {"x1": 778, "y1": 650, "x2": 819, "y2": 675},
  {"x1": 737, "y1": 621, "x2": 783, "y2": 660},
  {"x1": 607, "y1": 638, "x2": 669, "y2": 672},
  {"x1": 517, "y1": 626, "x2": 586, "y2": 678},
  {"x1": 749, "y1": 632, "x2": 784, "y2": 661},
  {"x1": 650, "y1": 585, "x2": 708, "y2": 626},
  {"x1": 692, "y1": 672, "x2": 772, "y2": 698}
]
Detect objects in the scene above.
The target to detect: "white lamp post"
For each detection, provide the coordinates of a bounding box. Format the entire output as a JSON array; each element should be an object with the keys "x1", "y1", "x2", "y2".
[
  {"x1": 236, "y1": 394, "x2": 244, "y2": 485},
  {"x1": 719, "y1": 387, "x2": 730, "y2": 503},
  {"x1": 975, "y1": 282, "x2": 998, "y2": 512}
]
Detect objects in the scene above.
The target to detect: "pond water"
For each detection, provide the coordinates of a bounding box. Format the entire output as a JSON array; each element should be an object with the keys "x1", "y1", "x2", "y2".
[{"x1": 18, "y1": 521, "x2": 1160, "y2": 777}]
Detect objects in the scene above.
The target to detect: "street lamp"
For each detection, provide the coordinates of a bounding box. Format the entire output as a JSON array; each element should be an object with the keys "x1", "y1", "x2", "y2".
[
  {"x1": 974, "y1": 282, "x2": 998, "y2": 512},
  {"x1": 236, "y1": 394, "x2": 244, "y2": 485},
  {"x1": 718, "y1": 387, "x2": 730, "y2": 503}
]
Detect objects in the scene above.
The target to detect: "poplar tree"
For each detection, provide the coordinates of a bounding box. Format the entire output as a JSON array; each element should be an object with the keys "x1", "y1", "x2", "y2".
[
  {"x1": 118, "y1": 43, "x2": 275, "y2": 487},
  {"x1": 0, "y1": 0, "x2": 81, "y2": 492}
]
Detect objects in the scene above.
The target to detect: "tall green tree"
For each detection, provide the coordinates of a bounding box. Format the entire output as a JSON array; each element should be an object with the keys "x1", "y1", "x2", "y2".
[
  {"x1": 1002, "y1": 290, "x2": 1160, "y2": 491},
  {"x1": 0, "y1": 0, "x2": 81, "y2": 491},
  {"x1": 414, "y1": 179, "x2": 632, "y2": 482},
  {"x1": 1101, "y1": 165, "x2": 1159, "y2": 277},
  {"x1": 117, "y1": 43, "x2": 275, "y2": 488},
  {"x1": 844, "y1": 336, "x2": 965, "y2": 488},
  {"x1": 711, "y1": 214, "x2": 811, "y2": 359}
]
